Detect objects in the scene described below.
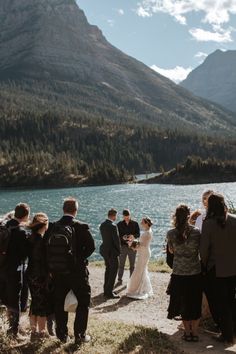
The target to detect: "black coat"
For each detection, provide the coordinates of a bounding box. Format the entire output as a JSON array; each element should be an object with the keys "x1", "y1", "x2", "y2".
[
  {"x1": 27, "y1": 232, "x2": 48, "y2": 278},
  {"x1": 6, "y1": 219, "x2": 29, "y2": 272},
  {"x1": 99, "y1": 219, "x2": 121, "y2": 258},
  {"x1": 46, "y1": 215, "x2": 95, "y2": 271},
  {"x1": 200, "y1": 214, "x2": 236, "y2": 277}
]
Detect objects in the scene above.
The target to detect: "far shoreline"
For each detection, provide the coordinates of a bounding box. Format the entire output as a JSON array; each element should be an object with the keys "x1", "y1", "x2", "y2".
[{"x1": 1, "y1": 179, "x2": 236, "y2": 193}]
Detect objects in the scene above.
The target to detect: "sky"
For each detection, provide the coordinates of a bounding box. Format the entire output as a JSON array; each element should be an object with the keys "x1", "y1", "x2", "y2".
[{"x1": 76, "y1": 0, "x2": 236, "y2": 83}]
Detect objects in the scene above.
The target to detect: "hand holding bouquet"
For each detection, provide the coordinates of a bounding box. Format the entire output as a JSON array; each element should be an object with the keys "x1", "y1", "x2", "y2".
[
  {"x1": 123, "y1": 234, "x2": 134, "y2": 240},
  {"x1": 128, "y1": 239, "x2": 140, "y2": 250}
]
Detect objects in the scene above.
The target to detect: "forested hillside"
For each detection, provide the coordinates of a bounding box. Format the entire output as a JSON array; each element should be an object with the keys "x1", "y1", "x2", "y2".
[
  {"x1": 0, "y1": 0, "x2": 236, "y2": 187},
  {"x1": 1, "y1": 103, "x2": 236, "y2": 187},
  {"x1": 143, "y1": 157, "x2": 236, "y2": 185}
]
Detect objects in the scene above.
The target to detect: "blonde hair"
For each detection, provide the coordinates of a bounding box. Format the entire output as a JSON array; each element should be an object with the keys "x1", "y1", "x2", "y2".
[
  {"x1": 189, "y1": 209, "x2": 201, "y2": 226},
  {"x1": 202, "y1": 190, "x2": 214, "y2": 202}
]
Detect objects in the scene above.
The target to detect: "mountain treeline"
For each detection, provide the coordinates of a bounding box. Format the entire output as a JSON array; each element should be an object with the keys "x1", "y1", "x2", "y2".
[
  {"x1": 0, "y1": 104, "x2": 236, "y2": 187},
  {"x1": 143, "y1": 156, "x2": 236, "y2": 185}
]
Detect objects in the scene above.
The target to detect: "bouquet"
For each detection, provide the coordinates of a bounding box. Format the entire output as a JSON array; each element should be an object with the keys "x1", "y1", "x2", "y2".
[{"x1": 129, "y1": 239, "x2": 140, "y2": 250}]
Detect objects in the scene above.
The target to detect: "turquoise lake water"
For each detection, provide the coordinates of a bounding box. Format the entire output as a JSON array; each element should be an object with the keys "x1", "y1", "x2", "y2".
[{"x1": 0, "y1": 182, "x2": 235, "y2": 259}]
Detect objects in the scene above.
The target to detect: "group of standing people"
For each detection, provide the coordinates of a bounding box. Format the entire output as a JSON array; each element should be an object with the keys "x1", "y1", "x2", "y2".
[
  {"x1": 0, "y1": 191, "x2": 236, "y2": 348},
  {"x1": 0, "y1": 198, "x2": 95, "y2": 345},
  {"x1": 166, "y1": 190, "x2": 236, "y2": 345},
  {"x1": 99, "y1": 208, "x2": 153, "y2": 300}
]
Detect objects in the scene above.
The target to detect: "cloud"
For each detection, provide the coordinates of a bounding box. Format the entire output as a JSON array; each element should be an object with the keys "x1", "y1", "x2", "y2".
[
  {"x1": 136, "y1": 1, "x2": 236, "y2": 42},
  {"x1": 136, "y1": 6, "x2": 152, "y2": 17},
  {"x1": 195, "y1": 51, "x2": 208, "y2": 59},
  {"x1": 151, "y1": 65, "x2": 192, "y2": 83},
  {"x1": 136, "y1": 1, "x2": 236, "y2": 26},
  {"x1": 107, "y1": 19, "x2": 115, "y2": 27},
  {"x1": 117, "y1": 9, "x2": 124, "y2": 16},
  {"x1": 194, "y1": 51, "x2": 208, "y2": 63},
  {"x1": 189, "y1": 27, "x2": 233, "y2": 43}
]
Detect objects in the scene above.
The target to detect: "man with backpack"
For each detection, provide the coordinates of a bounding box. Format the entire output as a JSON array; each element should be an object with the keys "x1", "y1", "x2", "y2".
[
  {"x1": 47, "y1": 197, "x2": 95, "y2": 345},
  {"x1": 0, "y1": 203, "x2": 30, "y2": 338}
]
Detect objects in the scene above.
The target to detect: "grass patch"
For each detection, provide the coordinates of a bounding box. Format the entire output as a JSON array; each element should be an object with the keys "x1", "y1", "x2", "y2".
[
  {"x1": 90, "y1": 258, "x2": 171, "y2": 274},
  {"x1": 0, "y1": 317, "x2": 181, "y2": 354},
  {"x1": 148, "y1": 258, "x2": 171, "y2": 273}
]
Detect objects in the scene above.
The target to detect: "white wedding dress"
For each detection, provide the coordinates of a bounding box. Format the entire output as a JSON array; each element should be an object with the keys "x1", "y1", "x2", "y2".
[{"x1": 126, "y1": 229, "x2": 153, "y2": 300}]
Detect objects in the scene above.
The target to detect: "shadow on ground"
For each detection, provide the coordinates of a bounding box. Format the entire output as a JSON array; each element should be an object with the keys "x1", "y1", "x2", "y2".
[
  {"x1": 93, "y1": 295, "x2": 135, "y2": 314},
  {"x1": 116, "y1": 327, "x2": 181, "y2": 354}
]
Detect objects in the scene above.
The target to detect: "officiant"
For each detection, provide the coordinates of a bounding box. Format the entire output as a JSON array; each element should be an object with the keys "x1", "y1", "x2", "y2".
[{"x1": 117, "y1": 209, "x2": 140, "y2": 285}]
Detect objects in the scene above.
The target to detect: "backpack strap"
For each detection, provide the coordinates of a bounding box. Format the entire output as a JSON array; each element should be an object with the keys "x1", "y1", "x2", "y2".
[{"x1": 70, "y1": 221, "x2": 78, "y2": 266}]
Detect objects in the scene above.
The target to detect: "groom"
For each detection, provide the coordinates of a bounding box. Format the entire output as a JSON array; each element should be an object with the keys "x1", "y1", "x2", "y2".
[{"x1": 100, "y1": 209, "x2": 121, "y2": 299}]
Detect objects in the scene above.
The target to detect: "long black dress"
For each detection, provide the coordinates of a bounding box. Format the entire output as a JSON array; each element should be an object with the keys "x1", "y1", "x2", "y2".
[{"x1": 27, "y1": 232, "x2": 52, "y2": 317}]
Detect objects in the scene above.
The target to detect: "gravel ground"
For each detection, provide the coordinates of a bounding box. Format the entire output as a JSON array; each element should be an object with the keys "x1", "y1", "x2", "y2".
[{"x1": 89, "y1": 265, "x2": 236, "y2": 354}]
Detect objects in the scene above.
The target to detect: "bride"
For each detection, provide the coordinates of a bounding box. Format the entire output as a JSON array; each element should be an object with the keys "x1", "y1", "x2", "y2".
[{"x1": 126, "y1": 217, "x2": 153, "y2": 300}]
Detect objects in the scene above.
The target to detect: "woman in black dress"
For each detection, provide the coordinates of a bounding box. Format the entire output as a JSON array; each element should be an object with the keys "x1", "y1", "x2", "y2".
[{"x1": 27, "y1": 213, "x2": 51, "y2": 338}]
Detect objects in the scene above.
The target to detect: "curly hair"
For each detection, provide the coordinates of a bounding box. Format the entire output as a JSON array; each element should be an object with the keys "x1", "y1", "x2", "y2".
[{"x1": 172, "y1": 204, "x2": 191, "y2": 243}]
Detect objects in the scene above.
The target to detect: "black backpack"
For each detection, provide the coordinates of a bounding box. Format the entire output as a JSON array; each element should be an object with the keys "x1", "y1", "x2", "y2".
[
  {"x1": 0, "y1": 223, "x2": 15, "y2": 270},
  {"x1": 47, "y1": 222, "x2": 76, "y2": 274}
]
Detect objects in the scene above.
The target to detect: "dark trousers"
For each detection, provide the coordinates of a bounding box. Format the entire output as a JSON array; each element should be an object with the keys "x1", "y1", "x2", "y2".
[
  {"x1": 118, "y1": 245, "x2": 136, "y2": 281},
  {"x1": 215, "y1": 276, "x2": 236, "y2": 342},
  {"x1": 20, "y1": 275, "x2": 29, "y2": 312},
  {"x1": 6, "y1": 270, "x2": 28, "y2": 335},
  {"x1": 53, "y1": 269, "x2": 91, "y2": 340},
  {"x1": 203, "y1": 268, "x2": 219, "y2": 326},
  {"x1": 0, "y1": 276, "x2": 7, "y2": 305},
  {"x1": 103, "y1": 255, "x2": 119, "y2": 296}
]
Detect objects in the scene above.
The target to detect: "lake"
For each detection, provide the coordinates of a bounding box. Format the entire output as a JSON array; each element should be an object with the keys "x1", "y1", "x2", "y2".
[{"x1": 0, "y1": 182, "x2": 235, "y2": 259}]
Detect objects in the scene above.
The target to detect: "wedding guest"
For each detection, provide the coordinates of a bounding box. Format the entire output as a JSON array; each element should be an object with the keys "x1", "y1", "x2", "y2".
[
  {"x1": 0, "y1": 210, "x2": 15, "y2": 225},
  {"x1": 27, "y1": 213, "x2": 52, "y2": 339},
  {"x1": 100, "y1": 209, "x2": 121, "y2": 299},
  {"x1": 117, "y1": 209, "x2": 140, "y2": 285},
  {"x1": 200, "y1": 193, "x2": 236, "y2": 344},
  {"x1": 189, "y1": 210, "x2": 201, "y2": 226},
  {"x1": 195, "y1": 190, "x2": 214, "y2": 231},
  {"x1": 0, "y1": 211, "x2": 14, "y2": 305},
  {"x1": 5, "y1": 203, "x2": 30, "y2": 339},
  {"x1": 48, "y1": 197, "x2": 95, "y2": 345},
  {"x1": 167, "y1": 205, "x2": 202, "y2": 342},
  {"x1": 126, "y1": 217, "x2": 153, "y2": 299},
  {"x1": 195, "y1": 190, "x2": 219, "y2": 328}
]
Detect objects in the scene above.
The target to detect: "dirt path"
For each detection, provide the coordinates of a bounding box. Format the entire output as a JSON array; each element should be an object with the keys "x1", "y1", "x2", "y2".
[{"x1": 89, "y1": 265, "x2": 236, "y2": 354}]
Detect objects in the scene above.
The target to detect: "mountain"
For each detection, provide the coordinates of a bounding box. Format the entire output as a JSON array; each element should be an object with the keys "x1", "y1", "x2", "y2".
[
  {"x1": 0, "y1": 0, "x2": 236, "y2": 135},
  {"x1": 181, "y1": 50, "x2": 236, "y2": 113},
  {"x1": 0, "y1": 0, "x2": 236, "y2": 187}
]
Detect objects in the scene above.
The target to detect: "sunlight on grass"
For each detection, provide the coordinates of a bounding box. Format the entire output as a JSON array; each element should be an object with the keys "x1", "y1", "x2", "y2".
[
  {"x1": 0, "y1": 317, "x2": 180, "y2": 354},
  {"x1": 90, "y1": 258, "x2": 171, "y2": 274}
]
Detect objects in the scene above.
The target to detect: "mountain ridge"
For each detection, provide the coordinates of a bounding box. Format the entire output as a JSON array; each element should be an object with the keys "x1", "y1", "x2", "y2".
[
  {"x1": 0, "y1": 0, "x2": 235, "y2": 135},
  {"x1": 0, "y1": 0, "x2": 236, "y2": 187},
  {"x1": 181, "y1": 49, "x2": 236, "y2": 113}
]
